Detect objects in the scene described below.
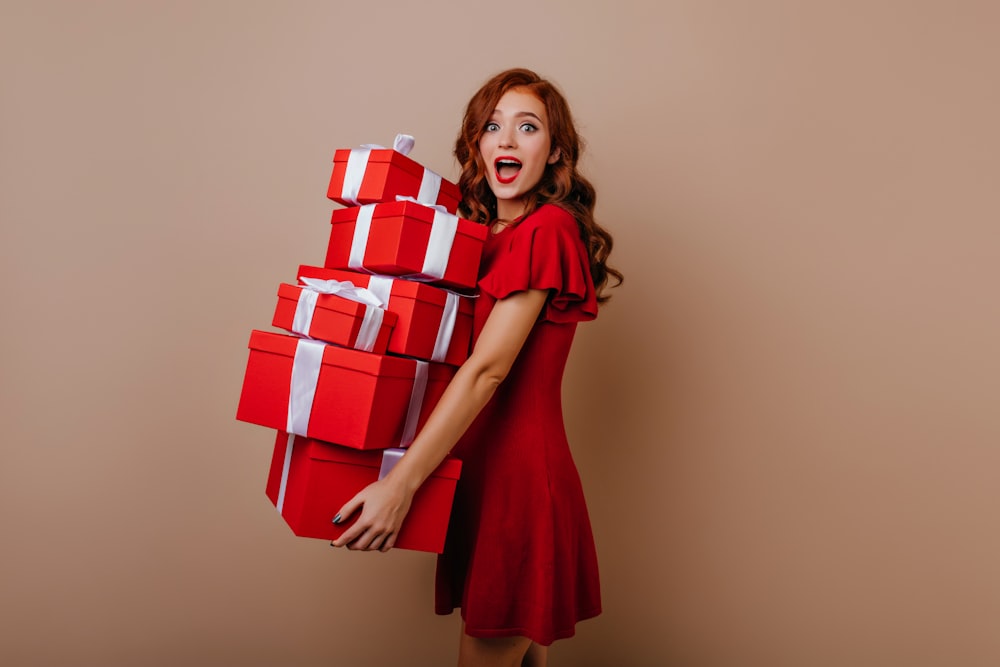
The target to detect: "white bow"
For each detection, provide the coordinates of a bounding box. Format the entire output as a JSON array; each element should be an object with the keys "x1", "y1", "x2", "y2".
[
  {"x1": 360, "y1": 133, "x2": 415, "y2": 155},
  {"x1": 292, "y1": 278, "x2": 387, "y2": 352},
  {"x1": 298, "y1": 277, "x2": 386, "y2": 308}
]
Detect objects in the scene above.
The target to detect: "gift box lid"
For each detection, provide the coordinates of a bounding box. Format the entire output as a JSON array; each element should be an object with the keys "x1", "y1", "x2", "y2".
[
  {"x1": 331, "y1": 148, "x2": 460, "y2": 195},
  {"x1": 295, "y1": 266, "x2": 475, "y2": 314},
  {"x1": 248, "y1": 330, "x2": 451, "y2": 380},
  {"x1": 300, "y1": 436, "x2": 463, "y2": 480},
  {"x1": 276, "y1": 283, "x2": 401, "y2": 327},
  {"x1": 329, "y1": 200, "x2": 489, "y2": 243}
]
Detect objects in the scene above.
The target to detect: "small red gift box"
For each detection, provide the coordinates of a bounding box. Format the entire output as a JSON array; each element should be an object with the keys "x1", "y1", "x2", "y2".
[
  {"x1": 271, "y1": 281, "x2": 398, "y2": 354},
  {"x1": 236, "y1": 330, "x2": 455, "y2": 449},
  {"x1": 297, "y1": 265, "x2": 474, "y2": 367},
  {"x1": 325, "y1": 200, "x2": 488, "y2": 292},
  {"x1": 266, "y1": 432, "x2": 462, "y2": 553},
  {"x1": 326, "y1": 135, "x2": 461, "y2": 214}
]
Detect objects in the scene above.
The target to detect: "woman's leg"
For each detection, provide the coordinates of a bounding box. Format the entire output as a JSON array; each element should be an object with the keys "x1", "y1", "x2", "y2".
[
  {"x1": 457, "y1": 626, "x2": 532, "y2": 667},
  {"x1": 521, "y1": 642, "x2": 548, "y2": 667}
]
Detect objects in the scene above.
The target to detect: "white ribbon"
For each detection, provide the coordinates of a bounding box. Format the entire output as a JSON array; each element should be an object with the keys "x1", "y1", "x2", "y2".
[
  {"x1": 396, "y1": 197, "x2": 457, "y2": 281},
  {"x1": 378, "y1": 447, "x2": 406, "y2": 480},
  {"x1": 431, "y1": 292, "x2": 460, "y2": 362},
  {"x1": 338, "y1": 134, "x2": 443, "y2": 207},
  {"x1": 276, "y1": 433, "x2": 296, "y2": 514},
  {"x1": 287, "y1": 339, "x2": 326, "y2": 437},
  {"x1": 356, "y1": 134, "x2": 415, "y2": 154},
  {"x1": 395, "y1": 195, "x2": 447, "y2": 213},
  {"x1": 347, "y1": 205, "x2": 377, "y2": 273},
  {"x1": 391, "y1": 134, "x2": 415, "y2": 154},
  {"x1": 399, "y1": 360, "x2": 429, "y2": 447},
  {"x1": 292, "y1": 290, "x2": 323, "y2": 335},
  {"x1": 417, "y1": 170, "x2": 442, "y2": 206},
  {"x1": 413, "y1": 209, "x2": 459, "y2": 281},
  {"x1": 340, "y1": 148, "x2": 371, "y2": 206},
  {"x1": 291, "y1": 278, "x2": 386, "y2": 352},
  {"x1": 366, "y1": 275, "x2": 394, "y2": 308}
]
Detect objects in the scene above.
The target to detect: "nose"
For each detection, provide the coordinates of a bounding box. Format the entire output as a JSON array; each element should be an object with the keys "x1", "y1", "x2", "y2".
[{"x1": 498, "y1": 125, "x2": 517, "y2": 148}]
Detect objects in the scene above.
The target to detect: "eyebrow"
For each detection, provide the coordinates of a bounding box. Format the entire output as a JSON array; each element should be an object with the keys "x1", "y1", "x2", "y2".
[{"x1": 490, "y1": 110, "x2": 544, "y2": 123}]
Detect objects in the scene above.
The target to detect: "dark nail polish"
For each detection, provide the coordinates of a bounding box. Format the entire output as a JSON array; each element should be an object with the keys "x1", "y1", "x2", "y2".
[{"x1": 332, "y1": 514, "x2": 342, "y2": 524}]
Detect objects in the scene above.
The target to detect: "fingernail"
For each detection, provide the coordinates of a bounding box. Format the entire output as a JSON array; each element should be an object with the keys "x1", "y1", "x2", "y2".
[
  {"x1": 329, "y1": 541, "x2": 336, "y2": 547},
  {"x1": 332, "y1": 514, "x2": 342, "y2": 524}
]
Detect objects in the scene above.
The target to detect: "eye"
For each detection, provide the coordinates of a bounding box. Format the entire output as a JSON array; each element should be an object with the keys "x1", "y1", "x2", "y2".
[
  {"x1": 519, "y1": 122, "x2": 538, "y2": 133},
  {"x1": 484, "y1": 121, "x2": 500, "y2": 132}
]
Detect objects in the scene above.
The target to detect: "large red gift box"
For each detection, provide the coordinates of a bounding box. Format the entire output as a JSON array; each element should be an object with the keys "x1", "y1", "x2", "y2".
[
  {"x1": 266, "y1": 432, "x2": 462, "y2": 553},
  {"x1": 236, "y1": 330, "x2": 455, "y2": 450},
  {"x1": 327, "y1": 141, "x2": 462, "y2": 214},
  {"x1": 297, "y1": 265, "x2": 474, "y2": 367},
  {"x1": 324, "y1": 200, "x2": 488, "y2": 292},
  {"x1": 271, "y1": 282, "x2": 398, "y2": 354}
]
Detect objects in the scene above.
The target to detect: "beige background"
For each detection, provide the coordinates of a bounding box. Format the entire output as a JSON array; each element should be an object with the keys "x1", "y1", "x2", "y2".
[{"x1": 2, "y1": 1, "x2": 998, "y2": 666}]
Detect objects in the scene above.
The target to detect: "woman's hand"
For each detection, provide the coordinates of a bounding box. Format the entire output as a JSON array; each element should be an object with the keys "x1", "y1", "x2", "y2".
[{"x1": 329, "y1": 477, "x2": 414, "y2": 552}]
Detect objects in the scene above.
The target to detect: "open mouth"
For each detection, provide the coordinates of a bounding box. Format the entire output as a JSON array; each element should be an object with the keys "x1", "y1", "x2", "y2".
[{"x1": 494, "y1": 157, "x2": 522, "y2": 184}]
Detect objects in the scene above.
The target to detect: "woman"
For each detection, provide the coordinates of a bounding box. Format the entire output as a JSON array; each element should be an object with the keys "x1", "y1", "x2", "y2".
[{"x1": 331, "y1": 68, "x2": 621, "y2": 667}]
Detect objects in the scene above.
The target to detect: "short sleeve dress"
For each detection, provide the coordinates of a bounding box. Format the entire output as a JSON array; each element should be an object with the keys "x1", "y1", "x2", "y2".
[{"x1": 434, "y1": 203, "x2": 603, "y2": 646}]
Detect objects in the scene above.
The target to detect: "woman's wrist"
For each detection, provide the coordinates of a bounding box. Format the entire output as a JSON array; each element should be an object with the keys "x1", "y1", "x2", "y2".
[{"x1": 383, "y1": 458, "x2": 424, "y2": 497}]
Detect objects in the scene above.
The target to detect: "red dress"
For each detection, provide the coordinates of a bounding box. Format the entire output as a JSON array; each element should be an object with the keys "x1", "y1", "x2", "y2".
[{"x1": 434, "y1": 203, "x2": 603, "y2": 646}]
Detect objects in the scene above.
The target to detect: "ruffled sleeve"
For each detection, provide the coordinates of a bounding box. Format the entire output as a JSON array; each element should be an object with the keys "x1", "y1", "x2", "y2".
[{"x1": 478, "y1": 204, "x2": 598, "y2": 323}]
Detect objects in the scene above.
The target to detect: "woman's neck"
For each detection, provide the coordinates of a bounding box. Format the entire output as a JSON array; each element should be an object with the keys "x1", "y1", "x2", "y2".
[{"x1": 495, "y1": 199, "x2": 526, "y2": 222}]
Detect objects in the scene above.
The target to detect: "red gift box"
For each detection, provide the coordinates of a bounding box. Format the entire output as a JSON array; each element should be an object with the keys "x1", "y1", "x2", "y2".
[
  {"x1": 266, "y1": 432, "x2": 462, "y2": 553},
  {"x1": 325, "y1": 200, "x2": 488, "y2": 292},
  {"x1": 271, "y1": 282, "x2": 398, "y2": 354},
  {"x1": 297, "y1": 265, "x2": 474, "y2": 367},
  {"x1": 326, "y1": 137, "x2": 462, "y2": 214},
  {"x1": 236, "y1": 330, "x2": 455, "y2": 449}
]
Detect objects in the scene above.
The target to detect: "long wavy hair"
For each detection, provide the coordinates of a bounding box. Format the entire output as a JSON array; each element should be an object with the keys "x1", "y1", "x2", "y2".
[{"x1": 455, "y1": 68, "x2": 622, "y2": 303}]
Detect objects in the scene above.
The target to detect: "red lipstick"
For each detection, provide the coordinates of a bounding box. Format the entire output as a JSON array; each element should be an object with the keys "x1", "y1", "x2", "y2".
[{"x1": 494, "y1": 156, "x2": 522, "y2": 184}]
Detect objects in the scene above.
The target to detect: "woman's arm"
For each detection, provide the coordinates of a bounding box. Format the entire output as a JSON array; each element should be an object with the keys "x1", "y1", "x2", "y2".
[{"x1": 331, "y1": 287, "x2": 549, "y2": 551}]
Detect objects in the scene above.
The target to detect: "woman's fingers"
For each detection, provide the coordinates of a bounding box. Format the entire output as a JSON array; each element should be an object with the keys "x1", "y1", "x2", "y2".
[
  {"x1": 333, "y1": 506, "x2": 393, "y2": 551},
  {"x1": 332, "y1": 519, "x2": 365, "y2": 548},
  {"x1": 333, "y1": 493, "x2": 364, "y2": 527},
  {"x1": 330, "y1": 493, "x2": 366, "y2": 547},
  {"x1": 345, "y1": 526, "x2": 393, "y2": 552},
  {"x1": 379, "y1": 531, "x2": 398, "y2": 553}
]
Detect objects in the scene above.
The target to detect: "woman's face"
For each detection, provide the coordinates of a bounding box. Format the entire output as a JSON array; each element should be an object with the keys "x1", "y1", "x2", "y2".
[{"x1": 478, "y1": 88, "x2": 560, "y2": 221}]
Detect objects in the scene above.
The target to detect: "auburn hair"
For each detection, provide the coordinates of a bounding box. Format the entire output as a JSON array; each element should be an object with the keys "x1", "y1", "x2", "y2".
[{"x1": 455, "y1": 68, "x2": 622, "y2": 303}]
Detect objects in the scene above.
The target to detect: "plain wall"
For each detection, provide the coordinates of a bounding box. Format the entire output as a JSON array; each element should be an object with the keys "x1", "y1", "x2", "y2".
[{"x1": 2, "y1": 1, "x2": 998, "y2": 665}]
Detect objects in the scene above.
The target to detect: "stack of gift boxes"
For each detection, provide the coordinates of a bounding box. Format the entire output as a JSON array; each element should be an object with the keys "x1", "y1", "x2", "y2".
[{"x1": 236, "y1": 135, "x2": 487, "y2": 553}]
